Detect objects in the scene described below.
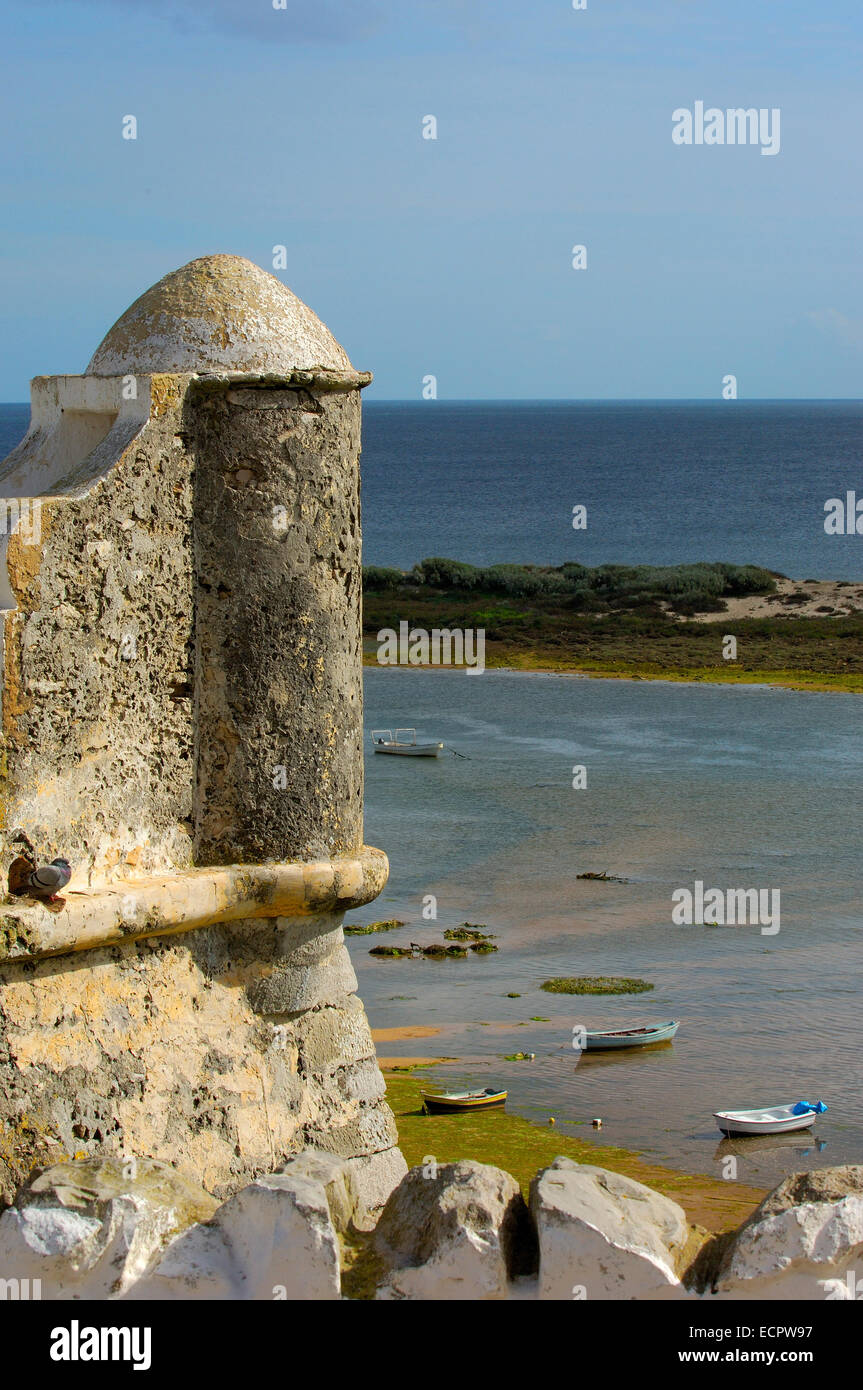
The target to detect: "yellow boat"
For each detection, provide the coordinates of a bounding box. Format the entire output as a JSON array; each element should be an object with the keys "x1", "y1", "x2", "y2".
[{"x1": 421, "y1": 1087, "x2": 507, "y2": 1114}]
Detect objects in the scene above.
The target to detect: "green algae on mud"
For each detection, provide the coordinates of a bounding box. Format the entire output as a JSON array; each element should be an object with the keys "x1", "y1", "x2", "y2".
[
  {"x1": 344, "y1": 919, "x2": 405, "y2": 936},
  {"x1": 363, "y1": 648, "x2": 863, "y2": 694},
  {"x1": 383, "y1": 1070, "x2": 764, "y2": 1235},
  {"x1": 444, "y1": 924, "x2": 497, "y2": 941},
  {"x1": 541, "y1": 975, "x2": 654, "y2": 996}
]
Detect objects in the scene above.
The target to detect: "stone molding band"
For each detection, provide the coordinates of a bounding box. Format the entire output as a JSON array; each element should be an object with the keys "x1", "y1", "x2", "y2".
[
  {"x1": 190, "y1": 368, "x2": 373, "y2": 392},
  {"x1": 0, "y1": 846, "x2": 389, "y2": 964}
]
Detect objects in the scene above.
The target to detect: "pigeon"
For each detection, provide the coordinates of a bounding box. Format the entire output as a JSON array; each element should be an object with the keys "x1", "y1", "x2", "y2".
[{"x1": 23, "y1": 858, "x2": 72, "y2": 903}]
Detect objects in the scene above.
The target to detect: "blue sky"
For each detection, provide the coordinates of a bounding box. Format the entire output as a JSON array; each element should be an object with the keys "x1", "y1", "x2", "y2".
[{"x1": 0, "y1": 0, "x2": 861, "y2": 399}]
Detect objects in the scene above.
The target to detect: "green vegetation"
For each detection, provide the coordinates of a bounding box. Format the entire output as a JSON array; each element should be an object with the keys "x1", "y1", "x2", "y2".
[
  {"x1": 344, "y1": 919, "x2": 405, "y2": 936},
  {"x1": 362, "y1": 558, "x2": 863, "y2": 691},
  {"x1": 370, "y1": 940, "x2": 497, "y2": 959},
  {"x1": 365, "y1": 557, "x2": 776, "y2": 612},
  {"x1": 503, "y1": 1051, "x2": 535, "y2": 1061},
  {"x1": 541, "y1": 976, "x2": 654, "y2": 995},
  {"x1": 444, "y1": 924, "x2": 497, "y2": 941},
  {"x1": 381, "y1": 1070, "x2": 765, "y2": 1232}
]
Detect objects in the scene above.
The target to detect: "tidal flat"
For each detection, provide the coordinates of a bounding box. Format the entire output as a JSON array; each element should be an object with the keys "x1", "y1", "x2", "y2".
[{"x1": 352, "y1": 667, "x2": 860, "y2": 1194}]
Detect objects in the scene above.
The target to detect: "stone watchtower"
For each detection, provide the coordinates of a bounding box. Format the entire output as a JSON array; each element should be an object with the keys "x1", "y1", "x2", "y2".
[{"x1": 0, "y1": 255, "x2": 405, "y2": 1214}]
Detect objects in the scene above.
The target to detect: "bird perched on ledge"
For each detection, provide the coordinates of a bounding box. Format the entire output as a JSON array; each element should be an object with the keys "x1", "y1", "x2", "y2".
[{"x1": 8, "y1": 854, "x2": 72, "y2": 911}]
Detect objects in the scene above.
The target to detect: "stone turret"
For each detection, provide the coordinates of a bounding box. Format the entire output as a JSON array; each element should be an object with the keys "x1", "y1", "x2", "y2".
[{"x1": 0, "y1": 255, "x2": 405, "y2": 1214}]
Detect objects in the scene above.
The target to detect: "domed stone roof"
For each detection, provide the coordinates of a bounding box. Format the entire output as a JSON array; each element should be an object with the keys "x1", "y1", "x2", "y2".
[{"x1": 86, "y1": 254, "x2": 353, "y2": 376}]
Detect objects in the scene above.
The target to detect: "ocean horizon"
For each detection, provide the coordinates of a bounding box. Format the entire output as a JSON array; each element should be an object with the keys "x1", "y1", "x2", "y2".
[{"x1": 3, "y1": 399, "x2": 861, "y2": 582}]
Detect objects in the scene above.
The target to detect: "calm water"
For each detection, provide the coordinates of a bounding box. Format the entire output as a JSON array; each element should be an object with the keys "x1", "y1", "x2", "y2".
[
  {"x1": 361, "y1": 401, "x2": 863, "y2": 579},
  {"x1": 354, "y1": 669, "x2": 862, "y2": 1188}
]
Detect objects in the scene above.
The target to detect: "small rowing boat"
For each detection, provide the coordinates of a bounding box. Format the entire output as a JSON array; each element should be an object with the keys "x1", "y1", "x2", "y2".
[
  {"x1": 713, "y1": 1101, "x2": 827, "y2": 1137},
  {"x1": 579, "y1": 1020, "x2": 679, "y2": 1051},
  {"x1": 370, "y1": 728, "x2": 444, "y2": 757},
  {"x1": 421, "y1": 1088, "x2": 507, "y2": 1114}
]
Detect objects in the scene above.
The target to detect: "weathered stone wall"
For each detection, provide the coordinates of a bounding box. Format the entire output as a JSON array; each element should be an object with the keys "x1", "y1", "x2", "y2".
[
  {"x1": 0, "y1": 255, "x2": 404, "y2": 1220},
  {"x1": 0, "y1": 379, "x2": 196, "y2": 885},
  {"x1": 0, "y1": 375, "x2": 365, "y2": 880},
  {"x1": 0, "y1": 914, "x2": 399, "y2": 1208},
  {"x1": 191, "y1": 383, "x2": 363, "y2": 864}
]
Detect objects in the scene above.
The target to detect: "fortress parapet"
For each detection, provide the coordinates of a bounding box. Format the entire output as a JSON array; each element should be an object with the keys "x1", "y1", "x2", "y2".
[{"x1": 0, "y1": 256, "x2": 404, "y2": 1212}]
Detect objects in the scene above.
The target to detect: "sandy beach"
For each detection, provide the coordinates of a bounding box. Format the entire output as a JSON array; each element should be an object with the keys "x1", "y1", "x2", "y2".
[{"x1": 688, "y1": 576, "x2": 863, "y2": 622}]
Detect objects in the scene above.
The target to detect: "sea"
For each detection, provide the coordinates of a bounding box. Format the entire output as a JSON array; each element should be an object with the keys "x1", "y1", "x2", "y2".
[{"x1": 2, "y1": 398, "x2": 861, "y2": 1187}]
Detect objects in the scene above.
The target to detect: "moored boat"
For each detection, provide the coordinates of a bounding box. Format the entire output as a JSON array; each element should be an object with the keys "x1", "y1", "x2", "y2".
[
  {"x1": 713, "y1": 1101, "x2": 827, "y2": 1137},
  {"x1": 370, "y1": 728, "x2": 444, "y2": 757},
  {"x1": 421, "y1": 1087, "x2": 507, "y2": 1114},
  {"x1": 580, "y1": 1020, "x2": 679, "y2": 1051}
]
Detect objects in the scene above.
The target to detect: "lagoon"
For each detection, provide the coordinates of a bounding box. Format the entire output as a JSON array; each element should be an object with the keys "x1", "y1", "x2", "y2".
[{"x1": 352, "y1": 667, "x2": 862, "y2": 1190}]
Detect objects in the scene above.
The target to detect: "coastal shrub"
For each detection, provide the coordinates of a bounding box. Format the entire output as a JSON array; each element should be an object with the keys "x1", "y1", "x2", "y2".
[
  {"x1": 540, "y1": 976, "x2": 654, "y2": 995},
  {"x1": 410, "y1": 557, "x2": 481, "y2": 589},
  {"x1": 584, "y1": 562, "x2": 776, "y2": 612},
  {"x1": 483, "y1": 564, "x2": 541, "y2": 596},
  {"x1": 363, "y1": 566, "x2": 405, "y2": 590},
  {"x1": 484, "y1": 564, "x2": 571, "y2": 597},
  {"x1": 368, "y1": 559, "x2": 777, "y2": 606},
  {"x1": 713, "y1": 562, "x2": 776, "y2": 596},
  {"x1": 589, "y1": 563, "x2": 724, "y2": 602},
  {"x1": 561, "y1": 562, "x2": 589, "y2": 581}
]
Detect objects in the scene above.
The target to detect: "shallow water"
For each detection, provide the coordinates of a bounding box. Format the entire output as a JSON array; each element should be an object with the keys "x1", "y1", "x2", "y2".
[{"x1": 352, "y1": 668, "x2": 862, "y2": 1189}]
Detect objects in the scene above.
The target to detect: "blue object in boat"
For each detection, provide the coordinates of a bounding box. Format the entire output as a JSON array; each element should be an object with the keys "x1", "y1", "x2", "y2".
[{"x1": 792, "y1": 1100, "x2": 827, "y2": 1115}]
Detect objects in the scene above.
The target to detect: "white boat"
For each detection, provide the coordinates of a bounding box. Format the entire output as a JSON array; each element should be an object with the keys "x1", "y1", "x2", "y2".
[
  {"x1": 582, "y1": 1020, "x2": 679, "y2": 1051},
  {"x1": 713, "y1": 1102, "x2": 827, "y2": 1137},
  {"x1": 370, "y1": 728, "x2": 444, "y2": 757}
]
